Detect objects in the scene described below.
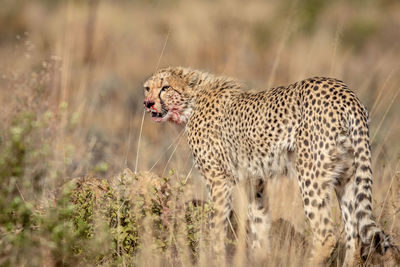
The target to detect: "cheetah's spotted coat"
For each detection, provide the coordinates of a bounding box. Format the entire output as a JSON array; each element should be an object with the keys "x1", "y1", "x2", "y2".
[{"x1": 143, "y1": 67, "x2": 397, "y2": 266}]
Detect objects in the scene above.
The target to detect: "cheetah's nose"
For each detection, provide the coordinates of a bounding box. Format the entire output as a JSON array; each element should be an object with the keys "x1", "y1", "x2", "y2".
[{"x1": 144, "y1": 100, "x2": 155, "y2": 109}]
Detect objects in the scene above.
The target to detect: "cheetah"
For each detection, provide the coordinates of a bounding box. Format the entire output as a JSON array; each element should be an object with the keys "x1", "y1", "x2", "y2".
[{"x1": 143, "y1": 67, "x2": 398, "y2": 266}]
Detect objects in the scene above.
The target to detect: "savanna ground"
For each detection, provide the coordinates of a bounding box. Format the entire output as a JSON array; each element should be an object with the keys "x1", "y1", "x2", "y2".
[{"x1": 1, "y1": 0, "x2": 400, "y2": 266}]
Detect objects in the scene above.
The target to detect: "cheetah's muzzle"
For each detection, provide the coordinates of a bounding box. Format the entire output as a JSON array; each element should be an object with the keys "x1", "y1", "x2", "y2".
[
  {"x1": 151, "y1": 111, "x2": 164, "y2": 118},
  {"x1": 144, "y1": 103, "x2": 168, "y2": 121}
]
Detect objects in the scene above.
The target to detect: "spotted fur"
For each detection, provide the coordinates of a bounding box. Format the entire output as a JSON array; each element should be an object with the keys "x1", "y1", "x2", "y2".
[{"x1": 143, "y1": 67, "x2": 397, "y2": 266}]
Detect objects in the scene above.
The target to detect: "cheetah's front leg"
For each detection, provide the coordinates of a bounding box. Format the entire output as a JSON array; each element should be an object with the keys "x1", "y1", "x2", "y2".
[
  {"x1": 204, "y1": 173, "x2": 233, "y2": 266},
  {"x1": 247, "y1": 178, "x2": 271, "y2": 262}
]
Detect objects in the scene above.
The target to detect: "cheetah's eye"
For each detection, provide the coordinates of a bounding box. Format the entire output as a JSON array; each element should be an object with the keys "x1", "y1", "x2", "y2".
[
  {"x1": 144, "y1": 86, "x2": 150, "y2": 92},
  {"x1": 161, "y1": 85, "x2": 170, "y2": 92}
]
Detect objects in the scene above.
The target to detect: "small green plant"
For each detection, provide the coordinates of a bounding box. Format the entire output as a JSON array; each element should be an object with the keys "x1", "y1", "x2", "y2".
[{"x1": 65, "y1": 170, "x2": 212, "y2": 265}]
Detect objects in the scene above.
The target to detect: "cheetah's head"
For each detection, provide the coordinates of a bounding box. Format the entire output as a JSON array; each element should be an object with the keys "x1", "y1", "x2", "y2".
[{"x1": 143, "y1": 67, "x2": 197, "y2": 124}]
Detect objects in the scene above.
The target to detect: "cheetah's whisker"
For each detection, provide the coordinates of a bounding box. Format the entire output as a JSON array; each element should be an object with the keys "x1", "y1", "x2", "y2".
[
  {"x1": 162, "y1": 129, "x2": 185, "y2": 178},
  {"x1": 134, "y1": 109, "x2": 146, "y2": 174},
  {"x1": 149, "y1": 128, "x2": 185, "y2": 172}
]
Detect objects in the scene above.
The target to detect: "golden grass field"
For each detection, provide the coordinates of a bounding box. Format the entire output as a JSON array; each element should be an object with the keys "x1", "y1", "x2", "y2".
[{"x1": 1, "y1": 0, "x2": 400, "y2": 266}]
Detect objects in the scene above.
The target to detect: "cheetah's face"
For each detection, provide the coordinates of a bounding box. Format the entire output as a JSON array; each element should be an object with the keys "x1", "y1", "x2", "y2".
[{"x1": 143, "y1": 72, "x2": 191, "y2": 124}]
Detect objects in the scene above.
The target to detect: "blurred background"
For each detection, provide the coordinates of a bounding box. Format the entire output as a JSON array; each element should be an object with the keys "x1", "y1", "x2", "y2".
[{"x1": 0, "y1": 0, "x2": 399, "y2": 264}]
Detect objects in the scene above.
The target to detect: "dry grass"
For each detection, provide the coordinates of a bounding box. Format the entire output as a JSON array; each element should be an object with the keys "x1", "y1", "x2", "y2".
[{"x1": 1, "y1": 0, "x2": 400, "y2": 266}]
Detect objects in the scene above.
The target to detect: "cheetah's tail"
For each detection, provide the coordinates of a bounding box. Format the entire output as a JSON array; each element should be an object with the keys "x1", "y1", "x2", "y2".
[{"x1": 349, "y1": 105, "x2": 399, "y2": 261}]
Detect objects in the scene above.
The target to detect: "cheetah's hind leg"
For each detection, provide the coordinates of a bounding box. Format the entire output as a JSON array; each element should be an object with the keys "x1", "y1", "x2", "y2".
[
  {"x1": 333, "y1": 134, "x2": 360, "y2": 266},
  {"x1": 295, "y1": 135, "x2": 339, "y2": 266}
]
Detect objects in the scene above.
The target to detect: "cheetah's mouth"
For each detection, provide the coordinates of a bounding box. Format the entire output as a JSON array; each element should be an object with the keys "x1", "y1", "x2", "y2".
[
  {"x1": 149, "y1": 109, "x2": 169, "y2": 122},
  {"x1": 144, "y1": 104, "x2": 168, "y2": 121},
  {"x1": 151, "y1": 111, "x2": 165, "y2": 118}
]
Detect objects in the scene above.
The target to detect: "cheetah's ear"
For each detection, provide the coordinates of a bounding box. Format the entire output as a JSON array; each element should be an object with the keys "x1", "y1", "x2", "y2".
[
  {"x1": 186, "y1": 72, "x2": 200, "y2": 88},
  {"x1": 170, "y1": 67, "x2": 200, "y2": 89}
]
